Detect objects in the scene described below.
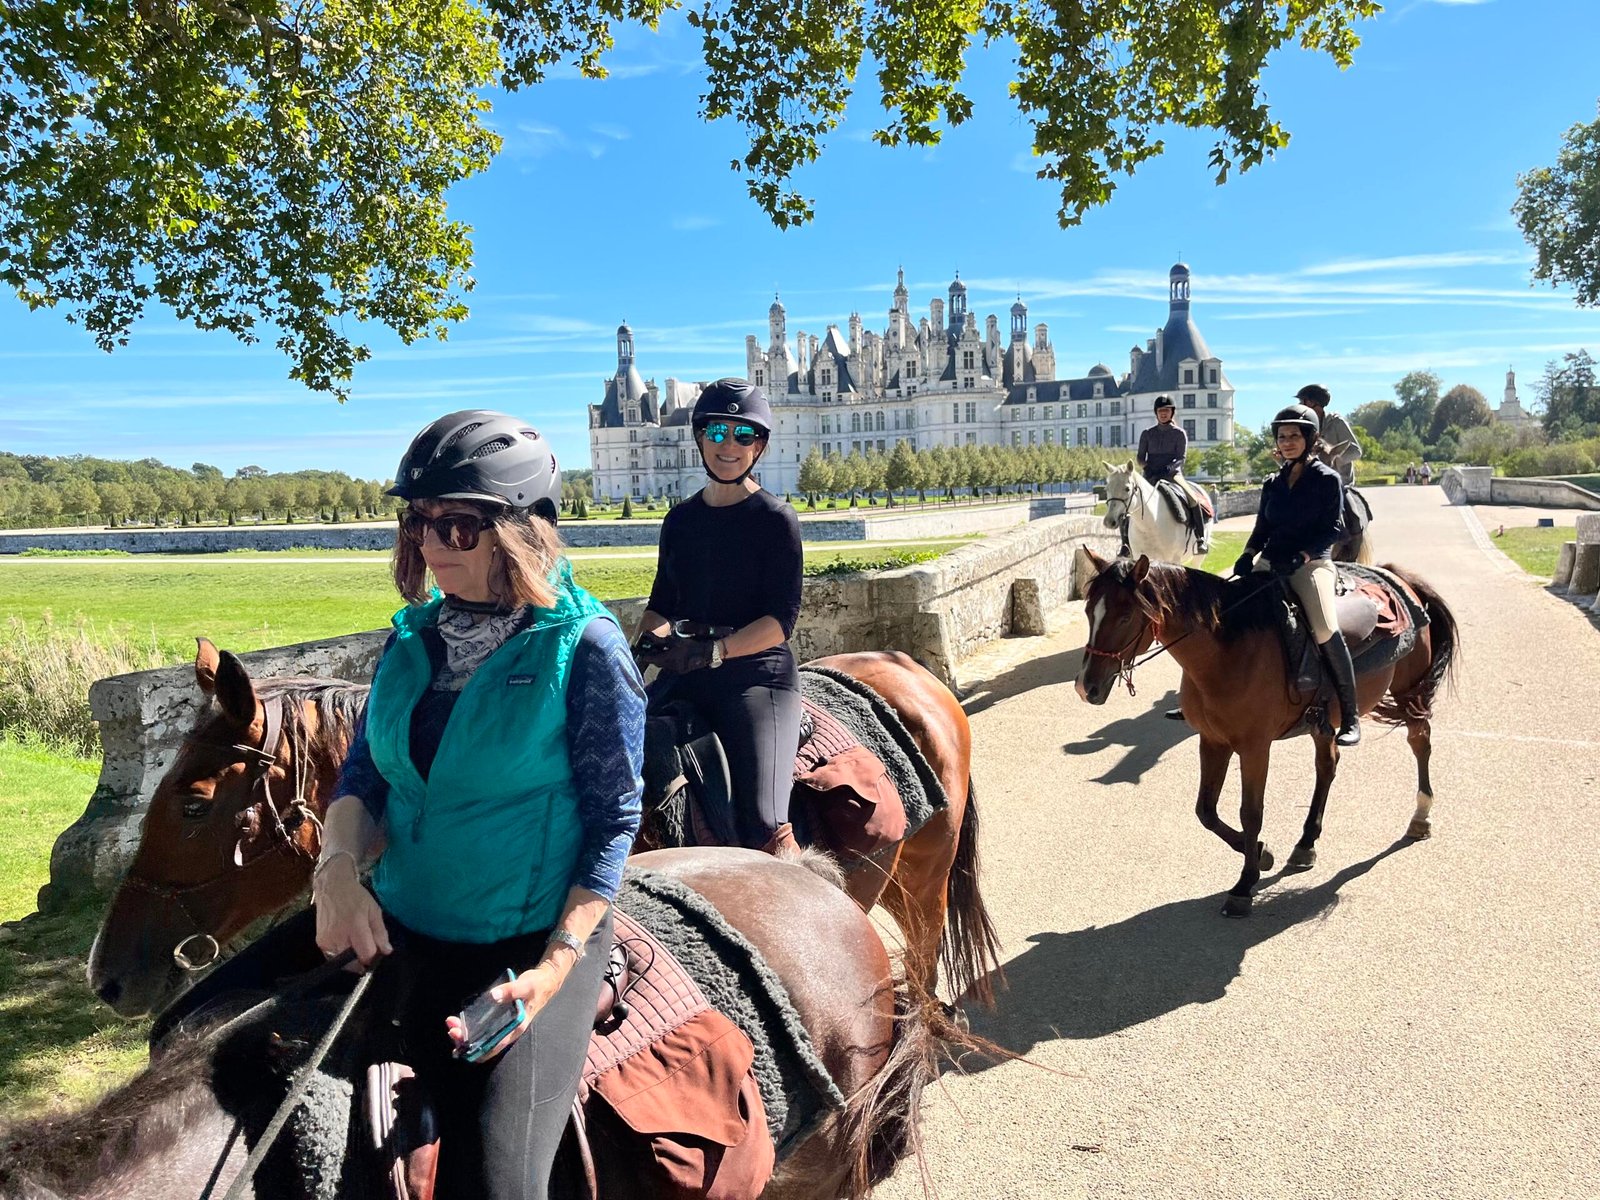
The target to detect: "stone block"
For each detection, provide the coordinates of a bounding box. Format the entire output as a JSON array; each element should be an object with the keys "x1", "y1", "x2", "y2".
[
  {"x1": 1554, "y1": 542, "x2": 1577, "y2": 589},
  {"x1": 1568, "y1": 543, "x2": 1600, "y2": 596},
  {"x1": 1010, "y1": 578, "x2": 1047, "y2": 636},
  {"x1": 1578, "y1": 513, "x2": 1600, "y2": 545}
]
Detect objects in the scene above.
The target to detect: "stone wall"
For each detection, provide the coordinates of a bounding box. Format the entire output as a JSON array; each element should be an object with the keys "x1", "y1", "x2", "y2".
[
  {"x1": 1, "y1": 496, "x2": 1091, "y2": 555},
  {"x1": 49, "y1": 519, "x2": 1116, "y2": 899},
  {"x1": 1440, "y1": 467, "x2": 1600, "y2": 510},
  {"x1": 1210, "y1": 488, "x2": 1262, "y2": 520}
]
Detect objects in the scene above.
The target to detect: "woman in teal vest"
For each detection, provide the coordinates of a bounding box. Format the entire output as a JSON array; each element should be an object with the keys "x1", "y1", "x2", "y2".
[{"x1": 308, "y1": 411, "x2": 645, "y2": 1198}]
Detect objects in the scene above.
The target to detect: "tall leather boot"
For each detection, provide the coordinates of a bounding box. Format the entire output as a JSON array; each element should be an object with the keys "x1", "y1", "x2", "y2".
[
  {"x1": 1190, "y1": 505, "x2": 1210, "y2": 554},
  {"x1": 1321, "y1": 632, "x2": 1362, "y2": 747}
]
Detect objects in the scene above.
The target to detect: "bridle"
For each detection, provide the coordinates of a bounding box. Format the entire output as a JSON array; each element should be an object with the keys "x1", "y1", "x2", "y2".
[{"x1": 121, "y1": 695, "x2": 324, "y2": 972}]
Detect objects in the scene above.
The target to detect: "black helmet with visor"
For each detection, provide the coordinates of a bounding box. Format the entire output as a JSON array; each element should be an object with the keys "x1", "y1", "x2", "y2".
[
  {"x1": 388, "y1": 410, "x2": 561, "y2": 523},
  {"x1": 692, "y1": 379, "x2": 772, "y2": 483}
]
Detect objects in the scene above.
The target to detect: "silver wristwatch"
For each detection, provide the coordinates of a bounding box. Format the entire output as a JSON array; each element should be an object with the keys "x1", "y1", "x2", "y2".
[
  {"x1": 709, "y1": 638, "x2": 725, "y2": 669},
  {"x1": 547, "y1": 928, "x2": 585, "y2": 960}
]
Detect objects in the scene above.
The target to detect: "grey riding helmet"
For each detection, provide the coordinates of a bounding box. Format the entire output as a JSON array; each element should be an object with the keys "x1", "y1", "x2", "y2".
[{"x1": 387, "y1": 410, "x2": 561, "y2": 521}]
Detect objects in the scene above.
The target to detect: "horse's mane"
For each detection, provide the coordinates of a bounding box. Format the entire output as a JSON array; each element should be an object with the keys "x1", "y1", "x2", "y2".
[
  {"x1": 1098, "y1": 559, "x2": 1282, "y2": 642},
  {"x1": 0, "y1": 1038, "x2": 220, "y2": 1195},
  {"x1": 253, "y1": 676, "x2": 369, "y2": 762}
]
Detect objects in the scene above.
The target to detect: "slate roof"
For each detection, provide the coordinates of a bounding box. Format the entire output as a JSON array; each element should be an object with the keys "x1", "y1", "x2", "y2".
[{"x1": 1125, "y1": 312, "x2": 1215, "y2": 394}]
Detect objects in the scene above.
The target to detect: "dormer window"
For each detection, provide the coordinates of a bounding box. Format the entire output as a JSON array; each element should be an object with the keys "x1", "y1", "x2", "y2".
[
  {"x1": 1093, "y1": 383, "x2": 1103, "y2": 398},
  {"x1": 1027, "y1": 387, "x2": 1037, "y2": 402}
]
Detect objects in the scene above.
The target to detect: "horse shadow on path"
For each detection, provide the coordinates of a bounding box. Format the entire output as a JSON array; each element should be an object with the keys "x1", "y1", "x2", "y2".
[
  {"x1": 957, "y1": 840, "x2": 1415, "y2": 1073},
  {"x1": 1061, "y1": 689, "x2": 1191, "y2": 786}
]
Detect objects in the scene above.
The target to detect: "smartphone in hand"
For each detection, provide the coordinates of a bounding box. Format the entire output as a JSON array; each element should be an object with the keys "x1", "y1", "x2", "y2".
[{"x1": 456, "y1": 969, "x2": 525, "y2": 1063}]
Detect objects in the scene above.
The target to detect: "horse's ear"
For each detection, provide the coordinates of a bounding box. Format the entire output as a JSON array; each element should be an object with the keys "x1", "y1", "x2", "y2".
[
  {"x1": 195, "y1": 638, "x2": 220, "y2": 696},
  {"x1": 1101, "y1": 459, "x2": 1117, "y2": 474},
  {"x1": 1132, "y1": 554, "x2": 1151, "y2": 583},
  {"x1": 1084, "y1": 547, "x2": 1111, "y2": 574},
  {"x1": 213, "y1": 650, "x2": 259, "y2": 729}
]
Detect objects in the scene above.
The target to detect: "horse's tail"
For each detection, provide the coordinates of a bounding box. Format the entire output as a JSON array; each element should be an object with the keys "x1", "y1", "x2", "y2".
[
  {"x1": 1374, "y1": 565, "x2": 1459, "y2": 724},
  {"x1": 1351, "y1": 528, "x2": 1375, "y2": 564},
  {"x1": 941, "y1": 775, "x2": 1003, "y2": 1009},
  {"x1": 841, "y1": 979, "x2": 1016, "y2": 1198}
]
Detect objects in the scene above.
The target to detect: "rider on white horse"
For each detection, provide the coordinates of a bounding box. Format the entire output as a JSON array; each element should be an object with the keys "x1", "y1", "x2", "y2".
[{"x1": 1136, "y1": 396, "x2": 1210, "y2": 555}]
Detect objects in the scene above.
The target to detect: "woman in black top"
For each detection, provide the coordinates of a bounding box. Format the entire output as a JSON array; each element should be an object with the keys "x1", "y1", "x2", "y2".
[
  {"x1": 637, "y1": 379, "x2": 805, "y2": 852},
  {"x1": 1234, "y1": 403, "x2": 1361, "y2": 746}
]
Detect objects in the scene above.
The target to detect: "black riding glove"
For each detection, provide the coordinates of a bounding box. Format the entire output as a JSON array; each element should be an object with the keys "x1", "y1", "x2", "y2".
[
  {"x1": 631, "y1": 631, "x2": 671, "y2": 669},
  {"x1": 1269, "y1": 552, "x2": 1304, "y2": 577},
  {"x1": 648, "y1": 634, "x2": 716, "y2": 675},
  {"x1": 1232, "y1": 551, "x2": 1257, "y2": 579}
]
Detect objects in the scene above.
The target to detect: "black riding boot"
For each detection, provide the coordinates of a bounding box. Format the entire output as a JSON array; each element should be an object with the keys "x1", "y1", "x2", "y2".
[
  {"x1": 1321, "y1": 632, "x2": 1362, "y2": 746},
  {"x1": 1188, "y1": 505, "x2": 1210, "y2": 554}
]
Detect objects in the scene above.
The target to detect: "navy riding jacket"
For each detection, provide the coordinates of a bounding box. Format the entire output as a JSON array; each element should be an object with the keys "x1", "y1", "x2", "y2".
[{"x1": 1246, "y1": 457, "x2": 1345, "y2": 562}]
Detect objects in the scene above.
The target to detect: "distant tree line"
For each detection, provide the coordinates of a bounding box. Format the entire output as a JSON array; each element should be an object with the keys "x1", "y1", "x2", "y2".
[
  {"x1": 1338, "y1": 353, "x2": 1600, "y2": 479},
  {"x1": 0, "y1": 454, "x2": 401, "y2": 529}
]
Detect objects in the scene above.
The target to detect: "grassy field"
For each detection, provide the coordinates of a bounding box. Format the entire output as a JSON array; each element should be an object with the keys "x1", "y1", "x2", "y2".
[
  {"x1": 1489, "y1": 525, "x2": 1574, "y2": 579},
  {"x1": 0, "y1": 739, "x2": 150, "y2": 1117},
  {"x1": 0, "y1": 539, "x2": 973, "y2": 663}
]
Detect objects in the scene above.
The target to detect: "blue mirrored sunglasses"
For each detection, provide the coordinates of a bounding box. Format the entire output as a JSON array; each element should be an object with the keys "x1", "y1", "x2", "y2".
[{"x1": 703, "y1": 422, "x2": 761, "y2": 446}]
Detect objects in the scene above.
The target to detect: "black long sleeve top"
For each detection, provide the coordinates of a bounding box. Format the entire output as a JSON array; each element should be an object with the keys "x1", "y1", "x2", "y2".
[
  {"x1": 646, "y1": 489, "x2": 803, "y2": 690},
  {"x1": 1246, "y1": 458, "x2": 1346, "y2": 562}
]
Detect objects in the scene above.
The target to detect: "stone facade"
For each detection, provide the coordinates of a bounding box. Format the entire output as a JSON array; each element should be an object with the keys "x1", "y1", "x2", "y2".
[
  {"x1": 1494, "y1": 368, "x2": 1537, "y2": 429},
  {"x1": 1440, "y1": 467, "x2": 1600, "y2": 510},
  {"x1": 49, "y1": 519, "x2": 1117, "y2": 900},
  {"x1": 590, "y1": 263, "x2": 1236, "y2": 501}
]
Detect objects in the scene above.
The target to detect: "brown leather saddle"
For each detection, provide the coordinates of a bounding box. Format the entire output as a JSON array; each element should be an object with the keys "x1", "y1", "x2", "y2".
[
  {"x1": 364, "y1": 910, "x2": 773, "y2": 1200},
  {"x1": 1275, "y1": 566, "x2": 1417, "y2": 738}
]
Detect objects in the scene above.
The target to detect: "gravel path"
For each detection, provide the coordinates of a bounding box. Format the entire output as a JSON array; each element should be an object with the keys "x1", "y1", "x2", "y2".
[{"x1": 880, "y1": 485, "x2": 1598, "y2": 1200}]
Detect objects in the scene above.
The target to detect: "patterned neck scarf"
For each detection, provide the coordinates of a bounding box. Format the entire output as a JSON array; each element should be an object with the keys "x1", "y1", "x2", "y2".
[{"x1": 432, "y1": 597, "x2": 530, "y2": 692}]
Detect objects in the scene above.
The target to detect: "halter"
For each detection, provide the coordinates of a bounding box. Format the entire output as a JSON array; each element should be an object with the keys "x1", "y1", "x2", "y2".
[{"x1": 122, "y1": 695, "x2": 324, "y2": 971}]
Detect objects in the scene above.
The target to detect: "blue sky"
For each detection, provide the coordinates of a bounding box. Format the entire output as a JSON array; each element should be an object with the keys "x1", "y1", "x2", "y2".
[{"x1": 4, "y1": 0, "x2": 1600, "y2": 480}]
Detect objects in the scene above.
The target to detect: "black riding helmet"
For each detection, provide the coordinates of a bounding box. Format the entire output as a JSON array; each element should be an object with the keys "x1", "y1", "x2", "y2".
[
  {"x1": 388, "y1": 410, "x2": 561, "y2": 522},
  {"x1": 1294, "y1": 383, "x2": 1331, "y2": 409},
  {"x1": 1153, "y1": 395, "x2": 1176, "y2": 414},
  {"x1": 1271, "y1": 404, "x2": 1321, "y2": 463},
  {"x1": 692, "y1": 379, "x2": 772, "y2": 484}
]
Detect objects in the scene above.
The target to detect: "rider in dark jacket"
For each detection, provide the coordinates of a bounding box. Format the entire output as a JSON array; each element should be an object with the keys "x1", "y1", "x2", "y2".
[
  {"x1": 1236, "y1": 403, "x2": 1361, "y2": 746},
  {"x1": 1137, "y1": 396, "x2": 1209, "y2": 554},
  {"x1": 636, "y1": 379, "x2": 805, "y2": 855}
]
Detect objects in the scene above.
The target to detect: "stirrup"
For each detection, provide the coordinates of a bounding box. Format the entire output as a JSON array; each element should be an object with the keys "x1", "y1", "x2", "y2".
[{"x1": 1336, "y1": 721, "x2": 1361, "y2": 747}]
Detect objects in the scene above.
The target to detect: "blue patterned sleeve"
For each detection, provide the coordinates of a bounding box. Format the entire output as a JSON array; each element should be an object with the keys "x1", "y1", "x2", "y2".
[
  {"x1": 333, "y1": 633, "x2": 395, "y2": 821},
  {"x1": 565, "y1": 618, "x2": 645, "y2": 901}
]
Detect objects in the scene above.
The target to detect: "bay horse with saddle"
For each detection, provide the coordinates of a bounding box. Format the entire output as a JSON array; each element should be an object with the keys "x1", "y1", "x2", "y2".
[
  {"x1": 1076, "y1": 549, "x2": 1458, "y2": 916},
  {"x1": 7, "y1": 847, "x2": 967, "y2": 1200}
]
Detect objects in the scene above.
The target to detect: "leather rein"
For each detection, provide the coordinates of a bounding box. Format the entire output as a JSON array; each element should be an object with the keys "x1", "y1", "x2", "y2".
[{"x1": 121, "y1": 696, "x2": 324, "y2": 971}]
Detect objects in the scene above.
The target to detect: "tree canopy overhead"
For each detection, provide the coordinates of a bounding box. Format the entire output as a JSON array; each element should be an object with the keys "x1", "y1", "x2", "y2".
[{"x1": 1, "y1": 0, "x2": 1380, "y2": 396}]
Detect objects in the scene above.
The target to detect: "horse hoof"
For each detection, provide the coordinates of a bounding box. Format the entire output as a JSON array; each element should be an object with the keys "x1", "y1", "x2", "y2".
[
  {"x1": 939, "y1": 1001, "x2": 972, "y2": 1033},
  {"x1": 1221, "y1": 893, "x2": 1252, "y2": 918},
  {"x1": 1287, "y1": 846, "x2": 1317, "y2": 870},
  {"x1": 1257, "y1": 844, "x2": 1275, "y2": 872},
  {"x1": 1405, "y1": 820, "x2": 1432, "y2": 842}
]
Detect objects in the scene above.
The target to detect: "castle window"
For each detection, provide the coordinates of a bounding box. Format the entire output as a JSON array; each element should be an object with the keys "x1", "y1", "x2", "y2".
[
  {"x1": 963, "y1": 351, "x2": 975, "y2": 369},
  {"x1": 1183, "y1": 419, "x2": 1196, "y2": 438},
  {"x1": 964, "y1": 377, "x2": 974, "y2": 389},
  {"x1": 965, "y1": 402, "x2": 976, "y2": 423},
  {"x1": 1077, "y1": 428, "x2": 1088, "y2": 447},
  {"x1": 1209, "y1": 367, "x2": 1219, "y2": 385},
  {"x1": 1111, "y1": 401, "x2": 1122, "y2": 416},
  {"x1": 1207, "y1": 393, "x2": 1218, "y2": 408},
  {"x1": 1012, "y1": 431, "x2": 1022, "y2": 447},
  {"x1": 876, "y1": 439, "x2": 886, "y2": 453},
  {"x1": 1094, "y1": 402, "x2": 1102, "y2": 417},
  {"x1": 1207, "y1": 419, "x2": 1218, "y2": 441},
  {"x1": 1077, "y1": 404, "x2": 1087, "y2": 418},
  {"x1": 1028, "y1": 430, "x2": 1037, "y2": 446},
  {"x1": 851, "y1": 412, "x2": 861, "y2": 433},
  {"x1": 1182, "y1": 394, "x2": 1196, "y2": 408},
  {"x1": 823, "y1": 415, "x2": 832, "y2": 434},
  {"x1": 1093, "y1": 383, "x2": 1103, "y2": 398},
  {"x1": 1043, "y1": 406, "x2": 1052, "y2": 421},
  {"x1": 1028, "y1": 387, "x2": 1037, "y2": 403},
  {"x1": 822, "y1": 369, "x2": 832, "y2": 386},
  {"x1": 1183, "y1": 368, "x2": 1194, "y2": 385},
  {"x1": 1111, "y1": 427, "x2": 1124, "y2": 447},
  {"x1": 1029, "y1": 407, "x2": 1036, "y2": 421},
  {"x1": 1044, "y1": 429, "x2": 1054, "y2": 445},
  {"x1": 875, "y1": 412, "x2": 886, "y2": 432},
  {"x1": 755, "y1": 370, "x2": 764, "y2": 386},
  {"x1": 952, "y1": 402, "x2": 960, "y2": 424},
  {"x1": 628, "y1": 430, "x2": 637, "y2": 443}
]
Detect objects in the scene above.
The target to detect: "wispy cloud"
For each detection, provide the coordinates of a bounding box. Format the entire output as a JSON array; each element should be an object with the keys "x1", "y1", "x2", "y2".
[
  {"x1": 1301, "y1": 251, "x2": 1528, "y2": 276},
  {"x1": 670, "y1": 215, "x2": 720, "y2": 232},
  {"x1": 589, "y1": 124, "x2": 631, "y2": 141}
]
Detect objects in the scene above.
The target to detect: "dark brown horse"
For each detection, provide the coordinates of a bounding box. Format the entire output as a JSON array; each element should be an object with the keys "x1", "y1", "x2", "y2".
[
  {"x1": 89, "y1": 638, "x2": 366, "y2": 1018},
  {"x1": 91, "y1": 643, "x2": 999, "y2": 1019},
  {"x1": 6, "y1": 850, "x2": 953, "y2": 1200},
  {"x1": 637, "y1": 650, "x2": 998, "y2": 1007},
  {"x1": 1075, "y1": 551, "x2": 1458, "y2": 916}
]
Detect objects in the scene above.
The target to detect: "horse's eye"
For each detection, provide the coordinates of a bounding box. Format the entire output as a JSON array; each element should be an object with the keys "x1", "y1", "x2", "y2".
[{"x1": 182, "y1": 798, "x2": 209, "y2": 820}]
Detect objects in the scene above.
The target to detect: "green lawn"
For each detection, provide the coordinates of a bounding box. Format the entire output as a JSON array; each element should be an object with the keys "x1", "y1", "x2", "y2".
[
  {"x1": 0, "y1": 739, "x2": 150, "y2": 1117},
  {"x1": 1491, "y1": 525, "x2": 1575, "y2": 579},
  {"x1": 0, "y1": 540, "x2": 974, "y2": 664}
]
